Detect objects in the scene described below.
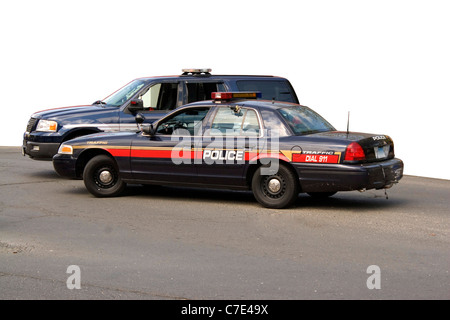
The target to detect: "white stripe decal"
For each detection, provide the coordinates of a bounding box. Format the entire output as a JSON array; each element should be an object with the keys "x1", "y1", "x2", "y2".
[{"x1": 62, "y1": 123, "x2": 138, "y2": 132}]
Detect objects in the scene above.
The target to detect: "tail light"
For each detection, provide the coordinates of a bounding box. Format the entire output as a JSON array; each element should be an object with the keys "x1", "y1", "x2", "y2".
[{"x1": 344, "y1": 142, "x2": 366, "y2": 161}]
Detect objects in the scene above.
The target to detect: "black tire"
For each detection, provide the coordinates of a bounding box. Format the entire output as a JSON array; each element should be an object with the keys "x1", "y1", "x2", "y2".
[
  {"x1": 307, "y1": 192, "x2": 337, "y2": 198},
  {"x1": 251, "y1": 164, "x2": 299, "y2": 209},
  {"x1": 82, "y1": 155, "x2": 125, "y2": 197}
]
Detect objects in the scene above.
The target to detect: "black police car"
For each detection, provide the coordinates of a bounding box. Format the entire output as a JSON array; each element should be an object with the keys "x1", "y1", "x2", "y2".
[
  {"x1": 53, "y1": 92, "x2": 403, "y2": 209},
  {"x1": 23, "y1": 69, "x2": 298, "y2": 161}
]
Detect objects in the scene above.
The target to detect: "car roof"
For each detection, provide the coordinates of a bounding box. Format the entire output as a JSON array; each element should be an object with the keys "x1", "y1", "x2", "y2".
[{"x1": 135, "y1": 74, "x2": 289, "y2": 82}]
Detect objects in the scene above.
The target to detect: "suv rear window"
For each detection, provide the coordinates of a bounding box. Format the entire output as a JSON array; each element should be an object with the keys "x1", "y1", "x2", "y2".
[{"x1": 236, "y1": 80, "x2": 296, "y2": 103}]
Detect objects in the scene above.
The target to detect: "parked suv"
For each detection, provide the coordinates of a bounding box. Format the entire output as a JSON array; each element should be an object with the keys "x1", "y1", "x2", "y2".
[{"x1": 22, "y1": 69, "x2": 299, "y2": 160}]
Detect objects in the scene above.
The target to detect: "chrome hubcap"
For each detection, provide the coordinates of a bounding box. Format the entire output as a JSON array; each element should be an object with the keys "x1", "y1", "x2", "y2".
[
  {"x1": 267, "y1": 178, "x2": 281, "y2": 193},
  {"x1": 99, "y1": 170, "x2": 113, "y2": 184}
]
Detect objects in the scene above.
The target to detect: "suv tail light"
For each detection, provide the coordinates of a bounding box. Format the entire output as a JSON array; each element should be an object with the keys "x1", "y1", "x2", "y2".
[{"x1": 344, "y1": 142, "x2": 366, "y2": 161}]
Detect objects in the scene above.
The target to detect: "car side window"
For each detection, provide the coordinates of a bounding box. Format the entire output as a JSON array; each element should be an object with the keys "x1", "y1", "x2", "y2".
[
  {"x1": 140, "y1": 83, "x2": 178, "y2": 110},
  {"x1": 156, "y1": 107, "x2": 210, "y2": 136},
  {"x1": 210, "y1": 107, "x2": 261, "y2": 136}
]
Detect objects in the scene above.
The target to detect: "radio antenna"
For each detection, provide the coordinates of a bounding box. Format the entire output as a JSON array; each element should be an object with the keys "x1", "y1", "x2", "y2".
[{"x1": 346, "y1": 111, "x2": 350, "y2": 137}]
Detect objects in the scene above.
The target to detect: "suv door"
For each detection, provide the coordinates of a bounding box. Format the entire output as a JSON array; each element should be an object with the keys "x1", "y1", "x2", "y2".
[
  {"x1": 182, "y1": 81, "x2": 227, "y2": 105},
  {"x1": 119, "y1": 81, "x2": 183, "y2": 130}
]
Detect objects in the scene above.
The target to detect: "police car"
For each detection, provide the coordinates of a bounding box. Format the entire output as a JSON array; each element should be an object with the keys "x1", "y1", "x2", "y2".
[
  {"x1": 23, "y1": 69, "x2": 298, "y2": 161},
  {"x1": 53, "y1": 92, "x2": 404, "y2": 209}
]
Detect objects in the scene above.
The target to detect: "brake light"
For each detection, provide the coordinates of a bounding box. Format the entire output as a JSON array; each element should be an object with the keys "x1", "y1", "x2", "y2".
[{"x1": 344, "y1": 142, "x2": 365, "y2": 161}]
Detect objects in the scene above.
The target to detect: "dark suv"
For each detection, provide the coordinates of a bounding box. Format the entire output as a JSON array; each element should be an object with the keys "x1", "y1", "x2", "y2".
[{"x1": 22, "y1": 69, "x2": 299, "y2": 160}]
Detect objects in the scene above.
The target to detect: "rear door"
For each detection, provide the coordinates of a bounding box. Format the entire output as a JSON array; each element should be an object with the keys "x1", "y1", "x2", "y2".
[{"x1": 196, "y1": 105, "x2": 262, "y2": 187}]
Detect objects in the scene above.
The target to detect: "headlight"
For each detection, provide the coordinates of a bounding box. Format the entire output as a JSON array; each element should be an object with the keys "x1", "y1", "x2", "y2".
[
  {"x1": 36, "y1": 120, "x2": 58, "y2": 132},
  {"x1": 58, "y1": 144, "x2": 73, "y2": 155}
]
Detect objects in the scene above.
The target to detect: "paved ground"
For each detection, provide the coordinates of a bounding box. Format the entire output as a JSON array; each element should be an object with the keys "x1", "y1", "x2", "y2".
[{"x1": 0, "y1": 146, "x2": 449, "y2": 300}]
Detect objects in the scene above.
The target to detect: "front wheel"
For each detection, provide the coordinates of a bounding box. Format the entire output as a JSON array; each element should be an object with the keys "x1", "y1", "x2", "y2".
[
  {"x1": 251, "y1": 164, "x2": 299, "y2": 209},
  {"x1": 83, "y1": 155, "x2": 126, "y2": 197}
]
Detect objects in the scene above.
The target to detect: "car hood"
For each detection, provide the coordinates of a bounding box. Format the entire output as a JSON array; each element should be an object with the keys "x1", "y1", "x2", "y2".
[
  {"x1": 31, "y1": 104, "x2": 118, "y2": 121},
  {"x1": 64, "y1": 131, "x2": 136, "y2": 145}
]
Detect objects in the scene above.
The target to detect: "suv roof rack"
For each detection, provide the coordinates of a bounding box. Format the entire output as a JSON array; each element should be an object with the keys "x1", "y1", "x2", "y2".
[{"x1": 181, "y1": 68, "x2": 212, "y2": 76}]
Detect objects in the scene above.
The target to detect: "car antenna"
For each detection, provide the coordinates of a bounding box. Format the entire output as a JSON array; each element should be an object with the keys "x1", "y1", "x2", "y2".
[{"x1": 346, "y1": 111, "x2": 350, "y2": 138}]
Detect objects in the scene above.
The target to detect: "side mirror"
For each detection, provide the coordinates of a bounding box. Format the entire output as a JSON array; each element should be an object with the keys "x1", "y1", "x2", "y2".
[
  {"x1": 128, "y1": 99, "x2": 144, "y2": 112},
  {"x1": 135, "y1": 113, "x2": 145, "y2": 124},
  {"x1": 142, "y1": 123, "x2": 156, "y2": 136},
  {"x1": 135, "y1": 113, "x2": 145, "y2": 132}
]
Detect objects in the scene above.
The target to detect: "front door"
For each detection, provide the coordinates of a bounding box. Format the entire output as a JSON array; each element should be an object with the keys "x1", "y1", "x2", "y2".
[{"x1": 129, "y1": 106, "x2": 212, "y2": 183}]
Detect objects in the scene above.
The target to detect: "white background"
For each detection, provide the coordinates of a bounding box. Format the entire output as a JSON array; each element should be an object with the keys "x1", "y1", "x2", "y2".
[{"x1": 1, "y1": 0, "x2": 449, "y2": 180}]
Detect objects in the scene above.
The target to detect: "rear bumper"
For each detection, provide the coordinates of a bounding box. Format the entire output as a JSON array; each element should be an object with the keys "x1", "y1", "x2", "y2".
[{"x1": 293, "y1": 158, "x2": 404, "y2": 193}]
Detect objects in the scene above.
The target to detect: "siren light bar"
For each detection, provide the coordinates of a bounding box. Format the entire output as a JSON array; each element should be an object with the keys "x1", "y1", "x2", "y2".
[{"x1": 211, "y1": 92, "x2": 262, "y2": 102}]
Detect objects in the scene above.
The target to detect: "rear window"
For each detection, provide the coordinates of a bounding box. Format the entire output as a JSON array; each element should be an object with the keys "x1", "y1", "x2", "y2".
[
  {"x1": 236, "y1": 80, "x2": 296, "y2": 103},
  {"x1": 278, "y1": 106, "x2": 335, "y2": 135}
]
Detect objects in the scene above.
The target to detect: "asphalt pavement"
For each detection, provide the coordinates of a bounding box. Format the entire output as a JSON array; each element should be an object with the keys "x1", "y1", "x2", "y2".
[{"x1": 0, "y1": 146, "x2": 449, "y2": 300}]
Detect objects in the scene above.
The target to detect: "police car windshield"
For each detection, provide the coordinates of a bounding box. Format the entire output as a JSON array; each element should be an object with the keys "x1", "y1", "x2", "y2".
[
  {"x1": 103, "y1": 80, "x2": 146, "y2": 107},
  {"x1": 278, "y1": 106, "x2": 335, "y2": 136}
]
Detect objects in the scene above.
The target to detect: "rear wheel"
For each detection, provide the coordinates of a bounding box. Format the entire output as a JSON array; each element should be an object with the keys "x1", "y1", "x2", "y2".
[
  {"x1": 251, "y1": 164, "x2": 299, "y2": 209},
  {"x1": 83, "y1": 155, "x2": 125, "y2": 197}
]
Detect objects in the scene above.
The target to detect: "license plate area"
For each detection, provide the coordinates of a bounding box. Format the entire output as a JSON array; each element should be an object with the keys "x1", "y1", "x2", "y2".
[{"x1": 374, "y1": 145, "x2": 390, "y2": 159}]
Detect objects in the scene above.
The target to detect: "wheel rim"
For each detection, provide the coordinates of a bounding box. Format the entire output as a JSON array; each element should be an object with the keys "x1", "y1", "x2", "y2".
[
  {"x1": 94, "y1": 166, "x2": 117, "y2": 189},
  {"x1": 262, "y1": 175, "x2": 286, "y2": 199}
]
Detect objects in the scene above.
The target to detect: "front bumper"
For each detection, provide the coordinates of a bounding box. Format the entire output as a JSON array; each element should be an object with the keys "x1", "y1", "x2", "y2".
[
  {"x1": 22, "y1": 130, "x2": 64, "y2": 160},
  {"x1": 22, "y1": 140, "x2": 60, "y2": 160},
  {"x1": 53, "y1": 154, "x2": 78, "y2": 178},
  {"x1": 293, "y1": 158, "x2": 404, "y2": 193}
]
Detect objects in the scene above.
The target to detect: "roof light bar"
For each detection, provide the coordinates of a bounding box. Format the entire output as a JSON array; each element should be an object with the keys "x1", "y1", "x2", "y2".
[
  {"x1": 181, "y1": 68, "x2": 212, "y2": 75},
  {"x1": 211, "y1": 92, "x2": 262, "y2": 101}
]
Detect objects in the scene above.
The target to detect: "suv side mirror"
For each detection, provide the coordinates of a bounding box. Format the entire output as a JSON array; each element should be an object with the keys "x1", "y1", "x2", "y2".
[
  {"x1": 128, "y1": 99, "x2": 144, "y2": 112},
  {"x1": 135, "y1": 113, "x2": 145, "y2": 124}
]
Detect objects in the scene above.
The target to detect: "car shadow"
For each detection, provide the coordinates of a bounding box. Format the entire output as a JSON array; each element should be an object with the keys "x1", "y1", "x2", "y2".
[
  {"x1": 27, "y1": 170, "x2": 61, "y2": 180},
  {"x1": 124, "y1": 184, "x2": 255, "y2": 205},
  {"x1": 122, "y1": 184, "x2": 408, "y2": 212},
  {"x1": 295, "y1": 192, "x2": 407, "y2": 211}
]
